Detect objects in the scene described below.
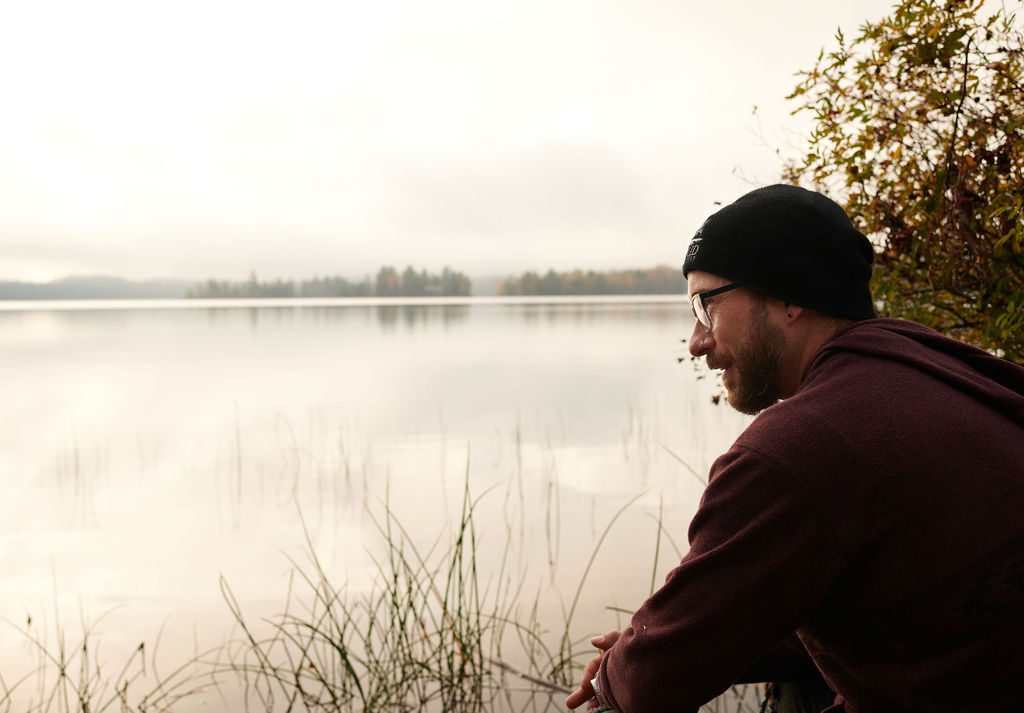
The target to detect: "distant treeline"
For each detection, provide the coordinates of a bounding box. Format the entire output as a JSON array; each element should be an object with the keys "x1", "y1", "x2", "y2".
[
  {"x1": 186, "y1": 267, "x2": 472, "y2": 298},
  {"x1": 0, "y1": 276, "x2": 192, "y2": 300},
  {"x1": 498, "y1": 265, "x2": 684, "y2": 295},
  {"x1": 0, "y1": 265, "x2": 685, "y2": 300}
]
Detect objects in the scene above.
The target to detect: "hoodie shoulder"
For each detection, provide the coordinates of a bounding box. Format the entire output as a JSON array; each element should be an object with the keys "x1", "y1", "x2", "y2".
[{"x1": 805, "y1": 319, "x2": 1024, "y2": 427}]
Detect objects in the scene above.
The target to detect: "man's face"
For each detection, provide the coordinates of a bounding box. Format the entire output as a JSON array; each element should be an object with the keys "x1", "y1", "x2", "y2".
[{"x1": 687, "y1": 271, "x2": 786, "y2": 415}]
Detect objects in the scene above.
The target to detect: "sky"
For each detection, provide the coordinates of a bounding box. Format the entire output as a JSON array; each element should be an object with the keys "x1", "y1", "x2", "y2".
[{"x1": 0, "y1": 0, "x2": 899, "y2": 283}]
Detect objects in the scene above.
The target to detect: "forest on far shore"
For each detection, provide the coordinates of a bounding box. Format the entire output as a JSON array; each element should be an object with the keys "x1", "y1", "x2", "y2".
[
  {"x1": 186, "y1": 266, "x2": 472, "y2": 298},
  {"x1": 0, "y1": 265, "x2": 687, "y2": 299},
  {"x1": 498, "y1": 265, "x2": 684, "y2": 295}
]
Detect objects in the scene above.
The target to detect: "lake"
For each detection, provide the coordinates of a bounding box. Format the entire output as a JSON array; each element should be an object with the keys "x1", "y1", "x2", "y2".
[{"x1": 0, "y1": 297, "x2": 754, "y2": 711}]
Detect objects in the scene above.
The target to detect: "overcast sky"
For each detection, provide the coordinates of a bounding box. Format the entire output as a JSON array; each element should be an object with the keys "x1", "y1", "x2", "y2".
[{"x1": 0, "y1": 0, "x2": 898, "y2": 282}]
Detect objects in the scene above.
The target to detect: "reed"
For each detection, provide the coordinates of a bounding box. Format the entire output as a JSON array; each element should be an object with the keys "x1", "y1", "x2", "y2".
[
  {"x1": 218, "y1": 479, "x2": 541, "y2": 712},
  {"x1": 215, "y1": 474, "x2": 760, "y2": 713},
  {"x1": 0, "y1": 610, "x2": 217, "y2": 713},
  {"x1": 7, "y1": 460, "x2": 757, "y2": 712}
]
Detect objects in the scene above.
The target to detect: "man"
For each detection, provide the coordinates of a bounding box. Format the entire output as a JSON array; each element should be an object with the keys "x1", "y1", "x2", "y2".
[{"x1": 565, "y1": 184, "x2": 1024, "y2": 713}]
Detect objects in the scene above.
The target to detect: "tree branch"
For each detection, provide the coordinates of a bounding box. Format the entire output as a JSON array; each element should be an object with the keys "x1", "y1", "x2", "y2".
[{"x1": 944, "y1": 37, "x2": 974, "y2": 185}]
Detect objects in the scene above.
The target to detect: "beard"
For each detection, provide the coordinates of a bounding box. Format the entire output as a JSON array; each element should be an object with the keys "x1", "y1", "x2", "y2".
[{"x1": 708, "y1": 299, "x2": 786, "y2": 415}]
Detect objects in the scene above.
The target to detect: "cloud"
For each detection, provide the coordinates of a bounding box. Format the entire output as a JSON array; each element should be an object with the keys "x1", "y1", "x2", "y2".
[{"x1": 0, "y1": 0, "x2": 900, "y2": 280}]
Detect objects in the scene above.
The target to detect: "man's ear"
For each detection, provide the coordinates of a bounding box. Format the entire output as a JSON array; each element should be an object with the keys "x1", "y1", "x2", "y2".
[{"x1": 783, "y1": 302, "x2": 805, "y2": 322}]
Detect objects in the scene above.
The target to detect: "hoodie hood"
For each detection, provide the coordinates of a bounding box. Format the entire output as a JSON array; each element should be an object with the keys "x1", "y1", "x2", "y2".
[{"x1": 807, "y1": 318, "x2": 1024, "y2": 426}]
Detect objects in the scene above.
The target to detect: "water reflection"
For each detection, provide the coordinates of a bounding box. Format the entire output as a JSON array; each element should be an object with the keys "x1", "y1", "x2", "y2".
[
  {"x1": 371, "y1": 303, "x2": 471, "y2": 330},
  {"x1": 0, "y1": 299, "x2": 687, "y2": 342},
  {"x1": 0, "y1": 296, "x2": 751, "y2": 713}
]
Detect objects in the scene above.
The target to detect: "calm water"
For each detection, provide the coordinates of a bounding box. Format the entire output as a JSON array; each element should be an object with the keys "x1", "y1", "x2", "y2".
[{"x1": 0, "y1": 297, "x2": 752, "y2": 709}]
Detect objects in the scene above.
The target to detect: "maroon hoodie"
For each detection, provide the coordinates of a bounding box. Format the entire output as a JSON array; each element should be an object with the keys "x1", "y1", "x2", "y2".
[{"x1": 599, "y1": 319, "x2": 1024, "y2": 713}]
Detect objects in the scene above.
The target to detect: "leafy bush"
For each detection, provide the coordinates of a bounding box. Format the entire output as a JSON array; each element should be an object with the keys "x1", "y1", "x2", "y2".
[{"x1": 785, "y1": 0, "x2": 1024, "y2": 362}]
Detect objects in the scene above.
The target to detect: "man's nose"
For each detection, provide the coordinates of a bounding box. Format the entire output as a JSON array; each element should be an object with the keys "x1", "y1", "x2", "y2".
[{"x1": 688, "y1": 320, "x2": 713, "y2": 357}]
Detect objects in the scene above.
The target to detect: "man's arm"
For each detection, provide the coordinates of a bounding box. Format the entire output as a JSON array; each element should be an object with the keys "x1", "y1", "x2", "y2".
[
  {"x1": 597, "y1": 446, "x2": 847, "y2": 713},
  {"x1": 736, "y1": 633, "x2": 823, "y2": 684}
]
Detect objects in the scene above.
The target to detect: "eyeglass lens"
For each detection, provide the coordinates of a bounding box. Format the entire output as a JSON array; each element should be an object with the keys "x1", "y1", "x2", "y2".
[{"x1": 691, "y1": 295, "x2": 711, "y2": 329}]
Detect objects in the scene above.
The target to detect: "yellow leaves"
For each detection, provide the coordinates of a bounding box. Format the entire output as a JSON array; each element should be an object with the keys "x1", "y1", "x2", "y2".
[{"x1": 784, "y1": 0, "x2": 1024, "y2": 362}]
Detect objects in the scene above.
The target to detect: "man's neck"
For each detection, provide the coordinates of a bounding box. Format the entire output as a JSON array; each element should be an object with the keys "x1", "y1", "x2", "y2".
[{"x1": 783, "y1": 317, "x2": 856, "y2": 397}]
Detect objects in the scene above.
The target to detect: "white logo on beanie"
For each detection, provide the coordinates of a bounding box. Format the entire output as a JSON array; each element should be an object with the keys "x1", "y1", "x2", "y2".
[{"x1": 686, "y1": 237, "x2": 701, "y2": 262}]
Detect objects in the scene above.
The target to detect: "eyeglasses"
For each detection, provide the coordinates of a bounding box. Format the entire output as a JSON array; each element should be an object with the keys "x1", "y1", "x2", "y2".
[{"x1": 690, "y1": 283, "x2": 741, "y2": 331}]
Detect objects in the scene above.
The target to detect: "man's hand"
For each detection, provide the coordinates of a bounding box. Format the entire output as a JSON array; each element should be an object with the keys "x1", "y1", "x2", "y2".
[{"x1": 565, "y1": 630, "x2": 621, "y2": 710}]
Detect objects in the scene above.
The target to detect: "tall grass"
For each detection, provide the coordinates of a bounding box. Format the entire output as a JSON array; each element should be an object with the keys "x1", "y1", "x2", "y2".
[
  {"x1": 6, "y1": 468, "x2": 758, "y2": 713},
  {"x1": 218, "y1": 480, "x2": 559, "y2": 712},
  {"x1": 214, "y1": 475, "x2": 759, "y2": 713},
  {"x1": 0, "y1": 610, "x2": 217, "y2": 713}
]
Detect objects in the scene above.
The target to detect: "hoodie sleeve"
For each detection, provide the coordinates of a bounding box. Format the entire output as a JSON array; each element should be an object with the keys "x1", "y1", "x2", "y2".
[
  {"x1": 598, "y1": 445, "x2": 846, "y2": 713},
  {"x1": 736, "y1": 633, "x2": 823, "y2": 684}
]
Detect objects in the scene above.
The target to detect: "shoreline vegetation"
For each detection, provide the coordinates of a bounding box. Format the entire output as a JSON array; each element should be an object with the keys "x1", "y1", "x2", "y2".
[
  {"x1": 497, "y1": 266, "x2": 684, "y2": 296},
  {"x1": 188, "y1": 267, "x2": 473, "y2": 299},
  {"x1": 0, "y1": 266, "x2": 685, "y2": 301},
  {"x1": 4, "y1": 481, "x2": 758, "y2": 713}
]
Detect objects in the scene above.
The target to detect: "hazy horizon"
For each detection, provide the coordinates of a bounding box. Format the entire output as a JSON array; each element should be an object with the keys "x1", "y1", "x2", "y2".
[
  {"x1": 0, "y1": 264, "x2": 688, "y2": 302},
  {"x1": 0, "y1": 263, "x2": 681, "y2": 285},
  {"x1": 2, "y1": 0, "x2": 898, "y2": 282}
]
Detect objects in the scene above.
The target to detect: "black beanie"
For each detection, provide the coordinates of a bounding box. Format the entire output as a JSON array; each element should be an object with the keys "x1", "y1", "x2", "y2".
[{"x1": 682, "y1": 184, "x2": 876, "y2": 321}]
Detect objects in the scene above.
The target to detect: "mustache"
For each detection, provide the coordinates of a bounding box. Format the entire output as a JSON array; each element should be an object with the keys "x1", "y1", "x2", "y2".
[{"x1": 705, "y1": 354, "x2": 731, "y2": 371}]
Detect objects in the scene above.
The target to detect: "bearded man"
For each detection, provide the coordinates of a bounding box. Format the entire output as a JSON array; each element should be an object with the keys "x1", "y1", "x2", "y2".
[{"x1": 565, "y1": 185, "x2": 1024, "y2": 713}]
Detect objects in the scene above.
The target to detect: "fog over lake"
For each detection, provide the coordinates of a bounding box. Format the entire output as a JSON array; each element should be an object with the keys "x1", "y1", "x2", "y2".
[{"x1": 0, "y1": 297, "x2": 752, "y2": 709}]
